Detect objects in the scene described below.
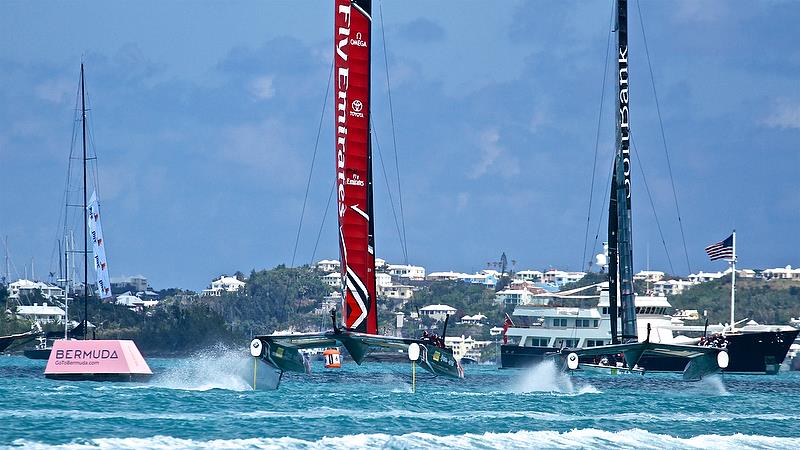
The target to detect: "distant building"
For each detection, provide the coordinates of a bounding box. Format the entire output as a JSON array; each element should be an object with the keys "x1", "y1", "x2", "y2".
[
  {"x1": 202, "y1": 275, "x2": 246, "y2": 297},
  {"x1": 634, "y1": 271, "x2": 665, "y2": 283},
  {"x1": 763, "y1": 265, "x2": 800, "y2": 280},
  {"x1": 445, "y1": 335, "x2": 492, "y2": 362},
  {"x1": 514, "y1": 270, "x2": 543, "y2": 282},
  {"x1": 427, "y1": 271, "x2": 496, "y2": 287},
  {"x1": 687, "y1": 271, "x2": 724, "y2": 283},
  {"x1": 379, "y1": 284, "x2": 414, "y2": 300},
  {"x1": 375, "y1": 272, "x2": 392, "y2": 287},
  {"x1": 652, "y1": 279, "x2": 697, "y2": 296},
  {"x1": 321, "y1": 273, "x2": 342, "y2": 289},
  {"x1": 459, "y1": 314, "x2": 487, "y2": 325},
  {"x1": 427, "y1": 271, "x2": 466, "y2": 281},
  {"x1": 495, "y1": 288, "x2": 549, "y2": 306},
  {"x1": 542, "y1": 270, "x2": 586, "y2": 287},
  {"x1": 115, "y1": 291, "x2": 158, "y2": 310},
  {"x1": 459, "y1": 272, "x2": 497, "y2": 288},
  {"x1": 506, "y1": 280, "x2": 548, "y2": 295},
  {"x1": 418, "y1": 304, "x2": 457, "y2": 321},
  {"x1": 315, "y1": 259, "x2": 340, "y2": 273},
  {"x1": 110, "y1": 275, "x2": 149, "y2": 292},
  {"x1": 387, "y1": 264, "x2": 425, "y2": 280},
  {"x1": 16, "y1": 303, "x2": 65, "y2": 324},
  {"x1": 8, "y1": 279, "x2": 63, "y2": 300}
]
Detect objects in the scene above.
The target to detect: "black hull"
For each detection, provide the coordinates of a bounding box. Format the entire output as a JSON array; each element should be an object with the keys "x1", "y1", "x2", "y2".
[
  {"x1": 501, "y1": 329, "x2": 800, "y2": 374},
  {"x1": 0, "y1": 333, "x2": 36, "y2": 353},
  {"x1": 45, "y1": 373, "x2": 152, "y2": 382},
  {"x1": 24, "y1": 348, "x2": 52, "y2": 360}
]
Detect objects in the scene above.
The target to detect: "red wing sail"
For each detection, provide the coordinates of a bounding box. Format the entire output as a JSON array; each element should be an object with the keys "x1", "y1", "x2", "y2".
[{"x1": 335, "y1": 0, "x2": 377, "y2": 334}]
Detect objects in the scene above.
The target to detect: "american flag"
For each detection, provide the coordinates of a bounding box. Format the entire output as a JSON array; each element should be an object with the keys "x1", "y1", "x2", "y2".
[{"x1": 705, "y1": 234, "x2": 734, "y2": 261}]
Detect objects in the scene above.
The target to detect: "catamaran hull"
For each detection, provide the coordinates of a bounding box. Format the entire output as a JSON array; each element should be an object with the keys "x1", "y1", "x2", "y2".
[
  {"x1": 501, "y1": 329, "x2": 799, "y2": 374},
  {"x1": 0, "y1": 332, "x2": 37, "y2": 353}
]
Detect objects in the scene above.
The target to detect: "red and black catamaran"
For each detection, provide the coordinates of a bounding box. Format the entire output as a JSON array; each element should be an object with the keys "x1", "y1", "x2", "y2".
[{"x1": 249, "y1": 0, "x2": 463, "y2": 388}]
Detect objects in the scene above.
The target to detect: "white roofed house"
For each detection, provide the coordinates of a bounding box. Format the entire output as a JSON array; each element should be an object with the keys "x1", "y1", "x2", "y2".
[
  {"x1": 652, "y1": 279, "x2": 697, "y2": 296},
  {"x1": 514, "y1": 270, "x2": 543, "y2": 282},
  {"x1": 459, "y1": 272, "x2": 498, "y2": 288},
  {"x1": 634, "y1": 271, "x2": 665, "y2": 283},
  {"x1": 459, "y1": 314, "x2": 487, "y2": 325},
  {"x1": 444, "y1": 335, "x2": 492, "y2": 362},
  {"x1": 8, "y1": 279, "x2": 63, "y2": 301},
  {"x1": 321, "y1": 273, "x2": 342, "y2": 289},
  {"x1": 315, "y1": 259, "x2": 340, "y2": 273},
  {"x1": 542, "y1": 270, "x2": 586, "y2": 287},
  {"x1": 418, "y1": 304, "x2": 457, "y2": 322},
  {"x1": 687, "y1": 271, "x2": 724, "y2": 283},
  {"x1": 379, "y1": 284, "x2": 414, "y2": 300},
  {"x1": 115, "y1": 291, "x2": 159, "y2": 310},
  {"x1": 494, "y1": 288, "x2": 549, "y2": 306},
  {"x1": 387, "y1": 264, "x2": 425, "y2": 281},
  {"x1": 202, "y1": 275, "x2": 247, "y2": 297},
  {"x1": 375, "y1": 272, "x2": 392, "y2": 288},
  {"x1": 426, "y1": 271, "x2": 466, "y2": 281},
  {"x1": 763, "y1": 265, "x2": 800, "y2": 280},
  {"x1": 15, "y1": 303, "x2": 65, "y2": 325}
]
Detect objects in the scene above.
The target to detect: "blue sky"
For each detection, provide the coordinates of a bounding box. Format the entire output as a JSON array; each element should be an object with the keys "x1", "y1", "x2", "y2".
[{"x1": 1, "y1": 1, "x2": 798, "y2": 290}]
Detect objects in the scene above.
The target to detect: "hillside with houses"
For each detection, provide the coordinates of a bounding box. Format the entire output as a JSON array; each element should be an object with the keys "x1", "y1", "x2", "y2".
[{"x1": 2, "y1": 259, "x2": 799, "y2": 360}]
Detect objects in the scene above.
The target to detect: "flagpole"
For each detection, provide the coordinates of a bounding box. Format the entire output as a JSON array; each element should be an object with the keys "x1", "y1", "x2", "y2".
[{"x1": 729, "y1": 230, "x2": 736, "y2": 331}]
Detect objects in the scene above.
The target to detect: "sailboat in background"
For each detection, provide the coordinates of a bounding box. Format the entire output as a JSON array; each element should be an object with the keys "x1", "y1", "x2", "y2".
[
  {"x1": 249, "y1": 0, "x2": 463, "y2": 388},
  {"x1": 551, "y1": 0, "x2": 728, "y2": 381},
  {"x1": 42, "y1": 63, "x2": 152, "y2": 382}
]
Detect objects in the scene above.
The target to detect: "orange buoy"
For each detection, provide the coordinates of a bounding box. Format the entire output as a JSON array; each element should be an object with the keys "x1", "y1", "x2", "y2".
[{"x1": 323, "y1": 347, "x2": 342, "y2": 369}]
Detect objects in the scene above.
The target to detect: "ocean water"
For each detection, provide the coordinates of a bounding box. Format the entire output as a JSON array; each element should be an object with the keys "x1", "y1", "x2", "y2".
[{"x1": 2, "y1": 348, "x2": 799, "y2": 449}]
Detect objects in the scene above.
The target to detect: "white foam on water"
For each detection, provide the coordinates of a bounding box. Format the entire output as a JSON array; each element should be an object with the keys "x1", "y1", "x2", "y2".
[
  {"x1": 149, "y1": 345, "x2": 256, "y2": 392},
  {"x1": 696, "y1": 374, "x2": 730, "y2": 396},
  {"x1": 10, "y1": 429, "x2": 800, "y2": 450},
  {"x1": 512, "y1": 360, "x2": 600, "y2": 395}
]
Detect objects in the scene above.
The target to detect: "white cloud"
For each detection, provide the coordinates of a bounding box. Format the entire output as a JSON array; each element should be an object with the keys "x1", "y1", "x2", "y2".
[
  {"x1": 763, "y1": 101, "x2": 800, "y2": 129},
  {"x1": 469, "y1": 128, "x2": 520, "y2": 179},
  {"x1": 249, "y1": 75, "x2": 275, "y2": 100}
]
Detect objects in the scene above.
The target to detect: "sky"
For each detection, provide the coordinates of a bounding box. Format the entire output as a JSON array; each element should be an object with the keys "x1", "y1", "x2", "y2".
[{"x1": 1, "y1": 0, "x2": 798, "y2": 290}]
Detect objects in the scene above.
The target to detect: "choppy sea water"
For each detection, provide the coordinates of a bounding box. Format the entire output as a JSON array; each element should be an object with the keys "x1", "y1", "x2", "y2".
[{"x1": 2, "y1": 348, "x2": 799, "y2": 449}]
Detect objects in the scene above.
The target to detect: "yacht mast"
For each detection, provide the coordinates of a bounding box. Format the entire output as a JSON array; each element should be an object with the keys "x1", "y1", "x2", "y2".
[
  {"x1": 614, "y1": 0, "x2": 637, "y2": 343},
  {"x1": 729, "y1": 230, "x2": 736, "y2": 330},
  {"x1": 81, "y1": 63, "x2": 89, "y2": 340}
]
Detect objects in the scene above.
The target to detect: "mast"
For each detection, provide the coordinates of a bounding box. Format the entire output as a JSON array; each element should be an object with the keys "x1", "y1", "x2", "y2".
[
  {"x1": 608, "y1": 166, "x2": 620, "y2": 344},
  {"x1": 335, "y1": 0, "x2": 378, "y2": 334},
  {"x1": 729, "y1": 230, "x2": 736, "y2": 330},
  {"x1": 64, "y1": 232, "x2": 70, "y2": 339},
  {"x1": 3, "y1": 236, "x2": 8, "y2": 285},
  {"x1": 81, "y1": 63, "x2": 89, "y2": 340},
  {"x1": 614, "y1": 0, "x2": 637, "y2": 343}
]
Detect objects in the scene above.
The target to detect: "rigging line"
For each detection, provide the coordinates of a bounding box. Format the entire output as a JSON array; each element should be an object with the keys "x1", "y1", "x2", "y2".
[
  {"x1": 379, "y1": 2, "x2": 409, "y2": 264},
  {"x1": 591, "y1": 155, "x2": 615, "y2": 261},
  {"x1": 631, "y1": 134, "x2": 675, "y2": 275},
  {"x1": 51, "y1": 74, "x2": 83, "y2": 279},
  {"x1": 635, "y1": 0, "x2": 691, "y2": 274},
  {"x1": 292, "y1": 62, "x2": 333, "y2": 268},
  {"x1": 310, "y1": 181, "x2": 336, "y2": 267},
  {"x1": 582, "y1": 0, "x2": 616, "y2": 272},
  {"x1": 371, "y1": 122, "x2": 407, "y2": 263}
]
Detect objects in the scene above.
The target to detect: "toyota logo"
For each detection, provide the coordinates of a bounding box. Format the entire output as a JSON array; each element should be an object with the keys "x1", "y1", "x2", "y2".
[{"x1": 352, "y1": 100, "x2": 363, "y2": 112}]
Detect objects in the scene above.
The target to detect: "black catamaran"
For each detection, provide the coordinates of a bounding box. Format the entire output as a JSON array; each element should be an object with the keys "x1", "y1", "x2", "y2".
[
  {"x1": 249, "y1": 0, "x2": 463, "y2": 388},
  {"x1": 551, "y1": 0, "x2": 728, "y2": 381}
]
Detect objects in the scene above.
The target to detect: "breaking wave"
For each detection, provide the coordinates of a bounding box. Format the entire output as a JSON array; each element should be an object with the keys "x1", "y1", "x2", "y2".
[{"x1": 10, "y1": 429, "x2": 800, "y2": 450}]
